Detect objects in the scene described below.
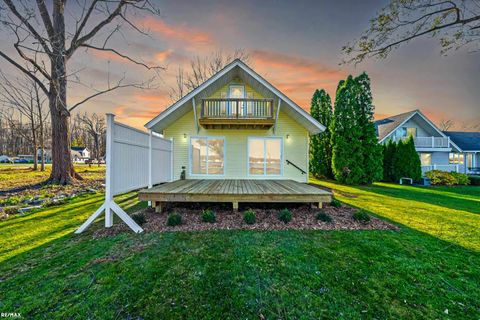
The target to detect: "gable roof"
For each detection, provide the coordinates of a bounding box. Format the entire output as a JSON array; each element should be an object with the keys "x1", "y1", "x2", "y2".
[
  {"x1": 444, "y1": 131, "x2": 480, "y2": 151},
  {"x1": 375, "y1": 110, "x2": 417, "y2": 142},
  {"x1": 145, "y1": 59, "x2": 325, "y2": 134},
  {"x1": 71, "y1": 146, "x2": 87, "y2": 152},
  {"x1": 375, "y1": 109, "x2": 448, "y2": 143}
]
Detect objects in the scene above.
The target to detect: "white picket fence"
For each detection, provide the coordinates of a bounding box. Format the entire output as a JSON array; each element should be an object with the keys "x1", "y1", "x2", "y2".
[{"x1": 76, "y1": 114, "x2": 172, "y2": 234}]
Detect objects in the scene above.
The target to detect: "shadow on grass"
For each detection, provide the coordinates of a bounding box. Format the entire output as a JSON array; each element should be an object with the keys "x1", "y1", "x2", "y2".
[
  {"x1": 1, "y1": 220, "x2": 480, "y2": 319},
  {"x1": 363, "y1": 183, "x2": 480, "y2": 215}
]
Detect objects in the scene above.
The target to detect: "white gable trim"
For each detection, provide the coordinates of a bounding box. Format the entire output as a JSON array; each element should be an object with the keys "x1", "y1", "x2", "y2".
[
  {"x1": 144, "y1": 59, "x2": 325, "y2": 133},
  {"x1": 380, "y1": 111, "x2": 444, "y2": 142}
]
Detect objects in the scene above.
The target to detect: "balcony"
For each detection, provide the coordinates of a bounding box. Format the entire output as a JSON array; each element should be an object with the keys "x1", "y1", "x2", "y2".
[
  {"x1": 393, "y1": 136, "x2": 450, "y2": 149},
  {"x1": 199, "y1": 98, "x2": 275, "y2": 129}
]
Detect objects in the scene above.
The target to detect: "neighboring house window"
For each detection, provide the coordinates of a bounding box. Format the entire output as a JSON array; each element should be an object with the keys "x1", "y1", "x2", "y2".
[
  {"x1": 190, "y1": 137, "x2": 224, "y2": 175},
  {"x1": 419, "y1": 153, "x2": 431, "y2": 166},
  {"x1": 449, "y1": 153, "x2": 464, "y2": 164},
  {"x1": 396, "y1": 127, "x2": 407, "y2": 138},
  {"x1": 406, "y1": 127, "x2": 417, "y2": 137},
  {"x1": 396, "y1": 127, "x2": 416, "y2": 138},
  {"x1": 248, "y1": 138, "x2": 282, "y2": 176}
]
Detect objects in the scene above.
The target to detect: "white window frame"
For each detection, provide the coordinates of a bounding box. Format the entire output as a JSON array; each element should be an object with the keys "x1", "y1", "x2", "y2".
[
  {"x1": 419, "y1": 152, "x2": 432, "y2": 166},
  {"x1": 247, "y1": 137, "x2": 284, "y2": 177},
  {"x1": 189, "y1": 136, "x2": 226, "y2": 176}
]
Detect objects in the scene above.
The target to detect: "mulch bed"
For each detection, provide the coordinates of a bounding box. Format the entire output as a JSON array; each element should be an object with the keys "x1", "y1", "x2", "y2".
[{"x1": 93, "y1": 202, "x2": 399, "y2": 238}]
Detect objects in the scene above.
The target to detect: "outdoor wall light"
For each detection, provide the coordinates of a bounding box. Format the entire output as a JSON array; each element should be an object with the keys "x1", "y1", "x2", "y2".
[
  {"x1": 286, "y1": 134, "x2": 290, "y2": 140},
  {"x1": 183, "y1": 133, "x2": 187, "y2": 139}
]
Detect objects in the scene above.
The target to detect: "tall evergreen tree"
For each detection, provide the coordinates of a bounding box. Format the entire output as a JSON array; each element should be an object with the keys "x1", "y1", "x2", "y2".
[
  {"x1": 331, "y1": 76, "x2": 364, "y2": 184},
  {"x1": 382, "y1": 140, "x2": 397, "y2": 182},
  {"x1": 310, "y1": 89, "x2": 334, "y2": 178},
  {"x1": 331, "y1": 73, "x2": 383, "y2": 184},
  {"x1": 355, "y1": 73, "x2": 383, "y2": 184},
  {"x1": 392, "y1": 137, "x2": 421, "y2": 181}
]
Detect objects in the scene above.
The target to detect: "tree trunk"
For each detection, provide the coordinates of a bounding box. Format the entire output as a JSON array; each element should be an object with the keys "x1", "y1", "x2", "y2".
[
  {"x1": 39, "y1": 112, "x2": 45, "y2": 171},
  {"x1": 48, "y1": 0, "x2": 78, "y2": 184},
  {"x1": 31, "y1": 119, "x2": 38, "y2": 171},
  {"x1": 50, "y1": 107, "x2": 75, "y2": 184}
]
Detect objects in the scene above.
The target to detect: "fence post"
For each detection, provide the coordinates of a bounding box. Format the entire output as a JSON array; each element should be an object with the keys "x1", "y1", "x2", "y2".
[{"x1": 105, "y1": 113, "x2": 114, "y2": 228}]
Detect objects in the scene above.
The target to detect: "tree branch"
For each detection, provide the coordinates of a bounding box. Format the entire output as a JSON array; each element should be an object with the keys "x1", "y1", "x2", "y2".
[
  {"x1": 35, "y1": 0, "x2": 54, "y2": 41},
  {"x1": 0, "y1": 51, "x2": 48, "y2": 95},
  {"x1": 80, "y1": 44, "x2": 164, "y2": 70},
  {"x1": 66, "y1": 0, "x2": 127, "y2": 59},
  {"x1": 2, "y1": 0, "x2": 52, "y2": 54}
]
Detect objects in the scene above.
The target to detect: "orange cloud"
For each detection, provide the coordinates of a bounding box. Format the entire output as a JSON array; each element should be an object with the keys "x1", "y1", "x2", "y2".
[
  {"x1": 155, "y1": 50, "x2": 173, "y2": 62},
  {"x1": 252, "y1": 50, "x2": 346, "y2": 109},
  {"x1": 141, "y1": 17, "x2": 213, "y2": 47}
]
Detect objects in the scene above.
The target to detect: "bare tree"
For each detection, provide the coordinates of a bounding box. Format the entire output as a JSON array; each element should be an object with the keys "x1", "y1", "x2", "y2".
[
  {"x1": 0, "y1": 73, "x2": 49, "y2": 170},
  {"x1": 0, "y1": 0, "x2": 163, "y2": 184},
  {"x1": 343, "y1": 0, "x2": 480, "y2": 64},
  {"x1": 439, "y1": 119, "x2": 455, "y2": 131},
  {"x1": 78, "y1": 112, "x2": 106, "y2": 165},
  {"x1": 169, "y1": 49, "x2": 250, "y2": 101}
]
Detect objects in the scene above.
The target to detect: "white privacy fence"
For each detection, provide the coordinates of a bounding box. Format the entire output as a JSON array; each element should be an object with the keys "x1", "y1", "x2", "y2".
[{"x1": 76, "y1": 114, "x2": 172, "y2": 234}]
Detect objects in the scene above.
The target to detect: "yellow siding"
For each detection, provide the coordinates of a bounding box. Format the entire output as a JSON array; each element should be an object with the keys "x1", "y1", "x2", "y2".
[{"x1": 164, "y1": 109, "x2": 309, "y2": 183}]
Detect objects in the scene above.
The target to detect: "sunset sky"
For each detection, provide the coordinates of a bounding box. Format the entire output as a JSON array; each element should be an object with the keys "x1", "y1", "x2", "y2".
[{"x1": 1, "y1": 0, "x2": 479, "y2": 130}]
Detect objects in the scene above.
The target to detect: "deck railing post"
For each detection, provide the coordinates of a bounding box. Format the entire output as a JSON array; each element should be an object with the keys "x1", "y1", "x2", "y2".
[{"x1": 105, "y1": 113, "x2": 114, "y2": 228}]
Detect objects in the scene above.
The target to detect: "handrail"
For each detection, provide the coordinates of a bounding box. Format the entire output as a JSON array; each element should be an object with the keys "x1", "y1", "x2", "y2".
[
  {"x1": 201, "y1": 98, "x2": 274, "y2": 119},
  {"x1": 286, "y1": 159, "x2": 306, "y2": 175}
]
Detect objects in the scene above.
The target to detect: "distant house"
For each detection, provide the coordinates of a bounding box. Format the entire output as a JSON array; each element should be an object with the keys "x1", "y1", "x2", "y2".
[
  {"x1": 376, "y1": 110, "x2": 479, "y2": 175},
  {"x1": 71, "y1": 146, "x2": 90, "y2": 162},
  {"x1": 36, "y1": 149, "x2": 52, "y2": 162}
]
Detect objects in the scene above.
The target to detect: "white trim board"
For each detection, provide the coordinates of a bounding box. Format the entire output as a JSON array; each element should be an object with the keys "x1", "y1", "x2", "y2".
[{"x1": 144, "y1": 59, "x2": 325, "y2": 134}]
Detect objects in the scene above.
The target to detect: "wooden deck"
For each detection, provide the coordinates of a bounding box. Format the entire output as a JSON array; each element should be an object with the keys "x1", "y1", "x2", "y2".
[{"x1": 138, "y1": 179, "x2": 332, "y2": 211}]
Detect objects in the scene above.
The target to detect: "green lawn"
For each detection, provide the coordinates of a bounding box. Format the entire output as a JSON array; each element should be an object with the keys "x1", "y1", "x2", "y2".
[
  {"x1": 0, "y1": 181, "x2": 479, "y2": 319},
  {"x1": 0, "y1": 163, "x2": 104, "y2": 191}
]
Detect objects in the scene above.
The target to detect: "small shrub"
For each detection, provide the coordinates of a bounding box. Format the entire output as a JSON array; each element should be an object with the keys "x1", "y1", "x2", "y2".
[
  {"x1": 201, "y1": 209, "x2": 216, "y2": 223},
  {"x1": 278, "y1": 208, "x2": 292, "y2": 224},
  {"x1": 0, "y1": 196, "x2": 21, "y2": 206},
  {"x1": 469, "y1": 175, "x2": 480, "y2": 186},
  {"x1": 352, "y1": 210, "x2": 370, "y2": 223},
  {"x1": 131, "y1": 212, "x2": 146, "y2": 225},
  {"x1": 243, "y1": 209, "x2": 256, "y2": 225},
  {"x1": 167, "y1": 213, "x2": 182, "y2": 226},
  {"x1": 316, "y1": 210, "x2": 332, "y2": 223},
  {"x1": 4, "y1": 207, "x2": 18, "y2": 215},
  {"x1": 330, "y1": 198, "x2": 342, "y2": 208},
  {"x1": 425, "y1": 170, "x2": 469, "y2": 186}
]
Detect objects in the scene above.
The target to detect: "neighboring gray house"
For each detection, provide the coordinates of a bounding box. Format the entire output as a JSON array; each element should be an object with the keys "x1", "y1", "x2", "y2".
[
  {"x1": 376, "y1": 109, "x2": 479, "y2": 175},
  {"x1": 444, "y1": 131, "x2": 480, "y2": 174}
]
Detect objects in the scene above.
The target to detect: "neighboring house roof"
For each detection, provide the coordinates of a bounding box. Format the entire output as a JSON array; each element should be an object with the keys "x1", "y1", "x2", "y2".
[
  {"x1": 444, "y1": 131, "x2": 480, "y2": 151},
  {"x1": 145, "y1": 59, "x2": 325, "y2": 134},
  {"x1": 375, "y1": 110, "x2": 418, "y2": 142},
  {"x1": 71, "y1": 146, "x2": 88, "y2": 152},
  {"x1": 375, "y1": 109, "x2": 449, "y2": 143}
]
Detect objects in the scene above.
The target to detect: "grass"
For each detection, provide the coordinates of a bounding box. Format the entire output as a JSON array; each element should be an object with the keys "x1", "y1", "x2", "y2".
[
  {"x1": 0, "y1": 180, "x2": 479, "y2": 318},
  {"x1": 312, "y1": 178, "x2": 480, "y2": 251},
  {"x1": 0, "y1": 163, "x2": 104, "y2": 191}
]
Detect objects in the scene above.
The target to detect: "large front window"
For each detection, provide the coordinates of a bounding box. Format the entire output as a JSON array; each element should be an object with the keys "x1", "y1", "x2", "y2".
[
  {"x1": 248, "y1": 138, "x2": 282, "y2": 175},
  {"x1": 190, "y1": 137, "x2": 224, "y2": 175}
]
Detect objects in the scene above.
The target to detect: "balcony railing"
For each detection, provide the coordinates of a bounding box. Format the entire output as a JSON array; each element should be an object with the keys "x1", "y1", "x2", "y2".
[
  {"x1": 393, "y1": 136, "x2": 450, "y2": 148},
  {"x1": 201, "y1": 98, "x2": 274, "y2": 119}
]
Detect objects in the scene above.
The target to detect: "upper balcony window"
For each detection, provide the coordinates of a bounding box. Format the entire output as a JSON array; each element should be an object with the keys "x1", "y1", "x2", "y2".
[{"x1": 229, "y1": 85, "x2": 245, "y2": 98}]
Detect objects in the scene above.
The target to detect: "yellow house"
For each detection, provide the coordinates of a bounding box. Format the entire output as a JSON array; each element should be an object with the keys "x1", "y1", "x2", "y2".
[{"x1": 145, "y1": 59, "x2": 325, "y2": 183}]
